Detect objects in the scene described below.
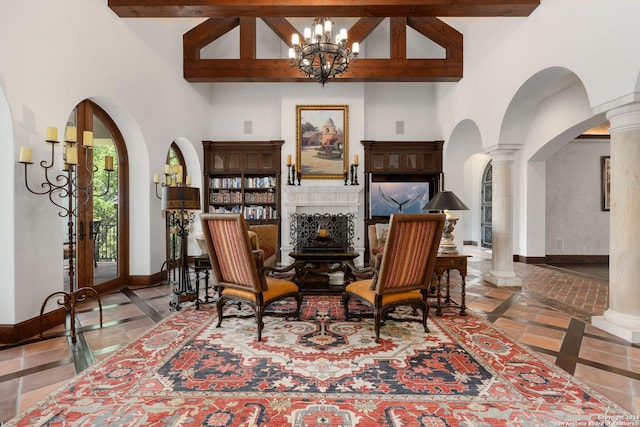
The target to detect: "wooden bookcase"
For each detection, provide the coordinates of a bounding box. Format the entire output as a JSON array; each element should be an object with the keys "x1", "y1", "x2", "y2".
[
  {"x1": 362, "y1": 140, "x2": 444, "y2": 264},
  {"x1": 202, "y1": 140, "x2": 283, "y2": 224}
]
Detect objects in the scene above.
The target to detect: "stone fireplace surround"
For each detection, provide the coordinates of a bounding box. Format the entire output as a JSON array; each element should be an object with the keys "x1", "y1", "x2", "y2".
[{"x1": 281, "y1": 186, "x2": 364, "y2": 264}]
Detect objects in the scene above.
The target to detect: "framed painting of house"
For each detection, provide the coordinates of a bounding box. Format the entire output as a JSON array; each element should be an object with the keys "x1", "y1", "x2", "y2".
[{"x1": 296, "y1": 105, "x2": 349, "y2": 180}]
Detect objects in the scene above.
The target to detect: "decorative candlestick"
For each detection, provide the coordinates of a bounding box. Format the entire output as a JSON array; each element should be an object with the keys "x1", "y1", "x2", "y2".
[
  {"x1": 344, "y1": 169, "x2": 348, "y2": 185},
  {"x1": 287, "y1": 164, "x2": 293, "y2": 185},
  {"x1": 291, "y1": 164, "x2": 296, "y2": 185},
  {"x1": 296, "y1": 171, "x2": 302, "y2": 185},
  {"x1": 350, "y1": 164, "x2": 355, "y2": 185},
  {"x1": 351, "y1": 164, "x2": 359, "y2": 185},
  {"x1": 20, "y1": 126, "x2": 114, "y2": 343}
]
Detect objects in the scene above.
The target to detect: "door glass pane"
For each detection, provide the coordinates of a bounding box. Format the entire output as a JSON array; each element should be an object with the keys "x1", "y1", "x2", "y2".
[{"x1": 92, "y1": 115, "x2": 119, "y2": 285}]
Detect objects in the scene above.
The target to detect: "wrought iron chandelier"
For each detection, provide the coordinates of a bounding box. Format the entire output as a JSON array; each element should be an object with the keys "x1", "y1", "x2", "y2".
[{"x1": 289, "y1": 17, "x2": 359, "y2": 86}]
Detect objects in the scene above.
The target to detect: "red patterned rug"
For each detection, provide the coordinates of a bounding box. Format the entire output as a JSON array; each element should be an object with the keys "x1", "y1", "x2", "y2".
[{"x1": 8, "y1": 296, "x2": 629, "y2": 426}]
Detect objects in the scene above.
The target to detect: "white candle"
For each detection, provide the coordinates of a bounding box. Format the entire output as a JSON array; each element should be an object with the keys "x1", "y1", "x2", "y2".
[
  {"x1": 46, "y1": 126, "x2": 58, "y2": 142},
  {"x1": 64, "y1": 126, "x2": 77, "y2": 143},
  {"x1": 104, "y1": 156, "x2": 114, "y2": 171},
  {"x1": 186, "y1": 175, "x2": 192, "y2": 186},
  {"x1": 324, "y1": 20, "x2": 332, "y2": 34},
  {"x1": 177, "y1": 171, "x2": 183, "y2": 184},
  {"x1": 66, "y1": 146, "x2": 78, "y2": 165},
  {"x1": 153, "y1": 173, "x2": 160, "y2": 183},
  {"x1": 19, "y1": 146, "x2": 32, "y2": 163},
  {"x1": 164, "y1": 164, "x2": 171, "y2": 174},
  {"x1": 82, "y1": 131, "x2": 93, "y2": 147}
]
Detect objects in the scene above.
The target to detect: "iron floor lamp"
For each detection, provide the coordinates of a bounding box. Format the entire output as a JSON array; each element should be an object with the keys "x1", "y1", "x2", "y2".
[
  {"x1": 423, "y1": 190, "x2": 469, "y2": 254},
  {"x1": 161, "y1": 186, "x2": 201, "y2": 310}
]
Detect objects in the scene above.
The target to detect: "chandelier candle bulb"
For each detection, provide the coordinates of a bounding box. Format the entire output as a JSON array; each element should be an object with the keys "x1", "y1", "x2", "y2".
[
  {"x1": 352, "y1": 42, "x2": 360, "y2": 54},
  {"x1": 19, "y1": 146, "x2": 32, "y2": 163},
  {"x1": 324, "y1": 20, "x2": 332, "y2": 34},
  {"x1": 46, "y1": 126, "x2": 58, "y2": 142},
  {"x1": 303, "y1": 27, "x2": 312, "y2": 41},
  {"x1": 64, "y1": 126, "x2": 77, "y2": 143},
  {"x1": 82, "y1": 131, "x2": 93, "y2": 147},
  {"x1": 292, "y1": 33, "x2": 299, "y2": 46}
]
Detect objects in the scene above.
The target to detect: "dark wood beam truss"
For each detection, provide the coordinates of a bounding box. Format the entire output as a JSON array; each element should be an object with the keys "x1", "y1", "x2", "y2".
[
  {"x1": 112, "y1": 1, "x2": 538, "y2": 82},
  {"x1": 183, "y1": 16, "x2": 463, "y2": 82}
]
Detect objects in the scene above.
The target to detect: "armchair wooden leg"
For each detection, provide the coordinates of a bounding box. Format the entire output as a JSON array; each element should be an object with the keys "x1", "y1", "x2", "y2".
[
  {"x1": 422, "y1": 301, "x2": 430, "y2": 333},
  {"x1": 216, "y1": 297, "x2": 226, "y2": 328},
  {"x1": 374, "y1": 308, "x2": 382, "y2": 343},
  {"x1": 342, "y1": 293, "x2": 351, "y2": 320}
]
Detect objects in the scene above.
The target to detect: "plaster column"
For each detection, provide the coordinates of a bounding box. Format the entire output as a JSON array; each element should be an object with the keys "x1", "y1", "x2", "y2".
[
  {"x1": 592, "y1": 103, "x2": 640, "y2": 342},
  {"x1": 484, "y1": 147, "x2": 522, "y2": 287}
]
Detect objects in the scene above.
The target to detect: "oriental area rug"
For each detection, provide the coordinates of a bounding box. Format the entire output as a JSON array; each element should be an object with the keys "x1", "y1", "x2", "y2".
[{"x1": 8, "y1": 296, "x2": 630, "y2": 426}]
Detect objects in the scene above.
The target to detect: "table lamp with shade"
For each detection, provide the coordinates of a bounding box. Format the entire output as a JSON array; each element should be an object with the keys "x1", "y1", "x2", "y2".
[{"x1": 422, "y1": 190, "x2": 469, "y2": 254}]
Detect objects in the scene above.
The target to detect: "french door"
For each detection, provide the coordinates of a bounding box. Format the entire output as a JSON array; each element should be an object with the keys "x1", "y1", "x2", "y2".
[{"x1": 64, "y1": 101, "x2": 128, "y2": 290}]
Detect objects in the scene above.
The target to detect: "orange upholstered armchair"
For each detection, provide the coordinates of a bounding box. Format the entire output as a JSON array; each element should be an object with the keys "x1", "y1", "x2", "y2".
[
  {"x1": 343, "y1": 213, "x2": 445, "y2": 342},
  {"x1": 200, "y1": 213, "x2": 301, "y2": 341}
]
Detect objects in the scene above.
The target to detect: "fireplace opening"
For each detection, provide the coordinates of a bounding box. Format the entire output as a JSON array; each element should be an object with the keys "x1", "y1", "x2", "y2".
[{"x1": 289, "y1": 213, "x2": 355, "y2": 252}]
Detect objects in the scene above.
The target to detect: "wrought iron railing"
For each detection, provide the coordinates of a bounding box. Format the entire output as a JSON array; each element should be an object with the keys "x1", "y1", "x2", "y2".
[{"x1": 93, "y1": 221, "x2": 118, "y2": 262}]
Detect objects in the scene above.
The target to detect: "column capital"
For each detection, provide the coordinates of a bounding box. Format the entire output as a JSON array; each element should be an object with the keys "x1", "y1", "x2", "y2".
[
  {"x1": 606, "y1": 102, "x2": 640, "y2": 134},
  {"x1": 484, "y1": 144, "x2": 522, "y2": 162}
]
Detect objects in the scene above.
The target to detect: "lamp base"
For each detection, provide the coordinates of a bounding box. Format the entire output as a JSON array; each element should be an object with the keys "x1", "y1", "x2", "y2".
[
  {"x1": 438, "y1": 242, "x2": 459, "y2": 254},
  {"x1": 438, "y1": 217, "x2": 459, "y2": 254}
]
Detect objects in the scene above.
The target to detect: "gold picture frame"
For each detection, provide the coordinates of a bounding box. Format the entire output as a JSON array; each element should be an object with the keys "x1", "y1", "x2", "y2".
[
  {"x1": 601, "y1": 156, "x2": 610, "y2": 211},
  {"x1": 296, "y1": 105, "x2": 349, "y2": 180}
]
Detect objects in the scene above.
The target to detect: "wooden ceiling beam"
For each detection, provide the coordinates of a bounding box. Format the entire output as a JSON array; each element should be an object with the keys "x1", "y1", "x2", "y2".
[
  {"x1": 109, "y1": 0, "x2": 539, "y2": 18},
  {"x1": 183, "y1": 15, "x2": 463, "y2": 82},
  {"x1": 184, "y1": 58, "x2": 462, "y2": 82},
  {"x1": 183, "y1": 17, "x2": 239, "y2": 58}
]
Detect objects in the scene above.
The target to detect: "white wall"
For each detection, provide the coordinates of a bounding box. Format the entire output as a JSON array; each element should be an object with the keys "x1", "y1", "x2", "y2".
[{"x1": 546, "y1": 140, "x2": 610, "y2": 255}]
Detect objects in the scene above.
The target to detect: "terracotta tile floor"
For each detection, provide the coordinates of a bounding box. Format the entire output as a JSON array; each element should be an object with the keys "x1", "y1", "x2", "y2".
[{"x1": 1, "y1": 246, "x2": 638, "y2": 423}]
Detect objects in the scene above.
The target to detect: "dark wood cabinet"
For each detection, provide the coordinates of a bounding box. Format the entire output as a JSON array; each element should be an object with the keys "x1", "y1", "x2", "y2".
[
  {"x1": 202, "y1": 140, "x2": 283, "y2": 224},
  {"x1": 362, "y1": 140, "x2": 443, "y2": 174},
  {"x1": 362, "y1": 140, "x2": 444, "y2": 264}
]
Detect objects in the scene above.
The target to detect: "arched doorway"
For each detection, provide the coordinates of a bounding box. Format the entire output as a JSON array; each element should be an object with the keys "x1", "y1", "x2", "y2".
[
  {"x1": 481, "y1": 162, "x2": 492, "y2": 248},
  {"x1": 65, "y1": 100, "x2": 129, "y2": 291}
]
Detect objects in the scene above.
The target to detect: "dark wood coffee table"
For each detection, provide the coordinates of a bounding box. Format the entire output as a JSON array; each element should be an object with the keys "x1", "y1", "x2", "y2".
[{"x1": 289, "y1": 247, "x2": 360, "y2": 294}]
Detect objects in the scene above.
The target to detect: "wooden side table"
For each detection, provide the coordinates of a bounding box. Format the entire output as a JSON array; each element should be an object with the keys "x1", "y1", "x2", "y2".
[
  {"x1": 433, "y1": 254, "x2": 470, "y2": 316},
  {"x1": 193, "y1": 255, "x2": 214, "y2": 309}
]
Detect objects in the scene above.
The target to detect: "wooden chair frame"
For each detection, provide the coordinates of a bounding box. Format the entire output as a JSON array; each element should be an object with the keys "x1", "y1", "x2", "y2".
[{"x1": 343, "y1": 213, "x2": 445, "y2": 342}]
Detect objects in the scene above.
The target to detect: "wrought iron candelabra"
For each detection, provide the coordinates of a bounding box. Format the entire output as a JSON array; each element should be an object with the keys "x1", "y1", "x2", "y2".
[
  {"x1": 153, "y1": 166, "x2": 200, "y2": 310},
  {"x1": 19, "y1": 126, "x2": 113, "y2": 343}
]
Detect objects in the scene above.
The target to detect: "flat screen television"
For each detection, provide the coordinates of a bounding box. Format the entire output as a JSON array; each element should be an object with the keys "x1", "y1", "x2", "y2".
[{"x1": 370, "y1": 181, "x2": 430, "y2": 217}]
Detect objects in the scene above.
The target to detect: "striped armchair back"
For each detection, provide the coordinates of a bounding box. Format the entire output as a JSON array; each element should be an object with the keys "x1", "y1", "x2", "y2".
[
  {"x1": 375, "y1": 213, "x2": 446, "y2": 294},
  {"x1": 200, "y1": 213, "x2": 262, "y2": 292}
]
